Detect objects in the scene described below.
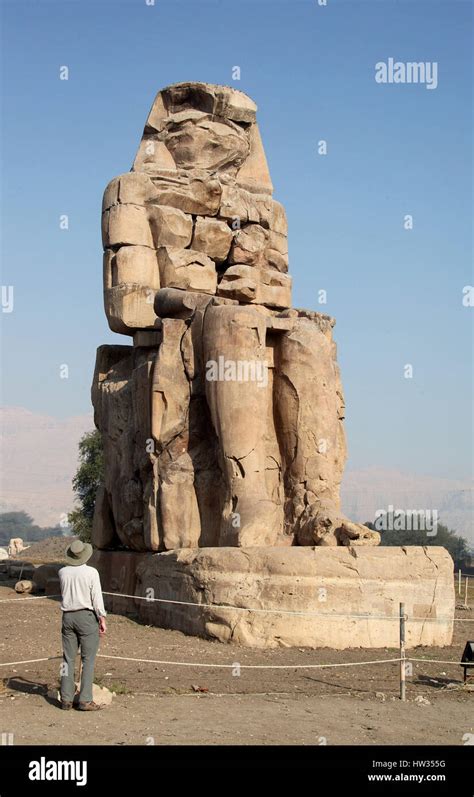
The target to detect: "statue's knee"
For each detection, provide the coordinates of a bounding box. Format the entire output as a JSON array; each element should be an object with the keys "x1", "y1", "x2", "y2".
[{"x1": 204, "y1": 303, "x2": 267, "y2": 349}]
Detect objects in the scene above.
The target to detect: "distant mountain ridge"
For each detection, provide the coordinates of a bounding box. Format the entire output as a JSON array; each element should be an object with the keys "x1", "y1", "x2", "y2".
[
  {"x1": 1, "y1": 407, "x2": 472, "y2": 545},
  {"x1": 0, "y1": 407, "x2": 94, "y2": 527},
  {"x1": 342, "y1": 467, "x2": 473, "y2": 546}
]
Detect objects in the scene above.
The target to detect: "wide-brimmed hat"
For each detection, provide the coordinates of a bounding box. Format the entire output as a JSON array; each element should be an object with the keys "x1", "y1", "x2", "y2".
[{"x1": 65, "y1": 539, "x2": 93, "y2": 566}]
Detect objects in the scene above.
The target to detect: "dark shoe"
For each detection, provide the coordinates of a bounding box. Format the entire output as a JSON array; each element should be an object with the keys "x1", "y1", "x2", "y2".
[
  {"x1": 61, "y1": 701, "x2": 73, "y2": 710},
  {"x1": 77, "y1": 701, "x2": 102, "y2": 711}
]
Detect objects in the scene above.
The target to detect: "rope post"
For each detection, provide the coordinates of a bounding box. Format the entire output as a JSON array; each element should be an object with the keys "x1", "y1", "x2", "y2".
[
  {"x1": 458, "y1": 569, "x2": 462, "y2": 596},
  {"x1": 399, "y1": 602, "x2": 406, "y2": 702},
  {"x1": 465, "y1": 577, "x2": 469, "y2": 608}
]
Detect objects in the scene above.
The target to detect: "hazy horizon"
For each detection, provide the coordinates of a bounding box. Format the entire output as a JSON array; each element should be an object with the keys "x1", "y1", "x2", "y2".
[{"x1": 1, "y1": 406, "x2": 472, "y2": 545}]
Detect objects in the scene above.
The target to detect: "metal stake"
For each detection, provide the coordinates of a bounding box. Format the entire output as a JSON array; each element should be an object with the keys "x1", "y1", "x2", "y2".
[{"x1": 400, "y1": 602, "x2": 406, "y2": 701}]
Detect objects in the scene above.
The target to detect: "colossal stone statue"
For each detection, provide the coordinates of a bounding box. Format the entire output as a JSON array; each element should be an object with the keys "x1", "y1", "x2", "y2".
[
  {"x1": 90, "y1": 83, "x2": 454, "y2": 651},
  {"x1": 92, "y1": 82, "x2": 380, "y2": 553}
]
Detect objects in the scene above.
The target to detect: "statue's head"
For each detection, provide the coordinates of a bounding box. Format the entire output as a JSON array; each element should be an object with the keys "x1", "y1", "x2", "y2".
[
  {"x1": 133, "y1": 82, "x2": 273, "y2": 194},
  {"x1": 163, "y1": 113, "x2": 249, "y2": 172},
  {"x1": 102, "y1": 81, "x2": 291, "y2": 336}
]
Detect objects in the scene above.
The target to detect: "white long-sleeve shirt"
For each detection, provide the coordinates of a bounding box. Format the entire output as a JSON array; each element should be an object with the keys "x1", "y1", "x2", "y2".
[{"x1": 59, "y1": 564, "x2": 107, "y2": 618}]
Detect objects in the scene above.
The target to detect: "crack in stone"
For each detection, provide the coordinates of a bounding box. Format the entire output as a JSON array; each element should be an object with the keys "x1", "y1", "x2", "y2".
[{"x1": 419, "y1": 546, "x2": 440, "y2": 644}]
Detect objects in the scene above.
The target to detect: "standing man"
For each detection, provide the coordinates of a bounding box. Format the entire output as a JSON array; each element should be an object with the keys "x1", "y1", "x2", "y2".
[{"x1": 59, "y1": 539, "x2": 107, "y2": 711}]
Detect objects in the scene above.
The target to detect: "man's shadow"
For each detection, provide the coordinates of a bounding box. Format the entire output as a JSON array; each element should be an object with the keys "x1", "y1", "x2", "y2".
[
  {"x1": 414, "y1": 675, "x2": 464, "y2": 689},
  {"x1": 5, "y1": 676, "x2": 60, "y2": 707}
]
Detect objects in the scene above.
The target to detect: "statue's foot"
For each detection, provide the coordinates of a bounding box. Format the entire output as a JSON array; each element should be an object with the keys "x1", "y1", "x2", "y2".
[
  {"x1": 296, "y1": 502, "x2": 380, "y2": 547},
  {"x1": 336, "y1": 518, "x2": 381, "y2": 546},
  {"x1": 220, "y1": 494, "x2": 282, "y2": 547}
]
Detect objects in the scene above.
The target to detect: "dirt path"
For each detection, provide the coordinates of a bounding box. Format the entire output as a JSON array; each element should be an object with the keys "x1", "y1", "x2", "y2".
[{"x1": 1, "y1": 690, "x2": 472, "y2": 746}]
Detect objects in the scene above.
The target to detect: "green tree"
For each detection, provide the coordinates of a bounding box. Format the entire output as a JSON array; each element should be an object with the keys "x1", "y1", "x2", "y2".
[
  {"x1": 0, "y1": 511, "x2": 35, "y2": 545},
  {"x1": 68, "y1": 430, "x2": 104, "y2": 543},
  {"x1": 0, "y1": 511, "x2": 64, "y2": 546},
  {"x1": 365, "y1": 520, "x2": 470, "y2": 570}
]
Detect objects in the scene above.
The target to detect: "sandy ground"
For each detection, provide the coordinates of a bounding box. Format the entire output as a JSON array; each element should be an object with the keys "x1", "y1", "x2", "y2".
[
  {"x1": 0, "y1": 582, "x2": 472, "y2": 746},
  {"x1": 2, "y1": 691, "x2": 473, "y2": 746}
]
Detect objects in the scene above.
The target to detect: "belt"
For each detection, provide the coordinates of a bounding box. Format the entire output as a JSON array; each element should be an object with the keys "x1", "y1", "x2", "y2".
[{"x1": 62, "y1": 608, "x2": 95, "y2": 613}]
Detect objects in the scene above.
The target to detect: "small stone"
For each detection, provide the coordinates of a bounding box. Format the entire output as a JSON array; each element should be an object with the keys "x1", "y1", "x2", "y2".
[
  {"x1": 47, "y1": 682, "x2": 114, "y2": 706},
  {"x1": 414, "y1": 695, "x2": 431, "y2": 705},
  {"x1": 15, "y1": 580, "x2": 33, "y2": 594}
]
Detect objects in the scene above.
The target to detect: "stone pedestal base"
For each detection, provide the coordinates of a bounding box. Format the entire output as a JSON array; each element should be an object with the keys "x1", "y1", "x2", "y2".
[{"x1": 90, "y1": 546, "x2": 454, "y2": 649}]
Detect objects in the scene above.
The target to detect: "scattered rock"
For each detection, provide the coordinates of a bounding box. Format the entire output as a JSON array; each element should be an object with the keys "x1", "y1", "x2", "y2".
[
  {"x1": 414, "y1": 695, "x2": 431, "y2": 706},
  {"x1": 14, "y1": 580, "x2": 33, "y2": 594},
  {"x1": 8, "y1": 538, "x2": 26, "y2": 556},
  {"x1": 48, "y1": 683, "x2": 114, "y2": 706}
]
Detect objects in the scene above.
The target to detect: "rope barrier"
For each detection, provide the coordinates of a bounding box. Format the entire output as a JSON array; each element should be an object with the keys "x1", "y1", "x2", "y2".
[
  {"x1": 0, "y1": 653, "x2": 466, "y2": 671},
  {"x1": 0, "y1": 595, "x2": 61, "y2": 603},
  {"x1": 409, "y1": 657, "x2": 465, "y2": 667},
  {"x1": 0, "y1": 653, "x2": 403, "y2": 670},
  {"x1": 0, "y1": 656, "x2": 62, "y2": 667},
  {"x1": 0, "y1": 590, "x2": 472, "y2": 621},
  {"x1": 96, "y1": 654, "x2": 404, "y2": 669},
  {"x1": 105, "y1": 591, "x2": 419, "y2": 619},
  {"x1": 103, "y1": 591, "x2": 471, "y2": 622},
  {"x1": 0, "y1": 585, "x2": 468, "y2": 691}
]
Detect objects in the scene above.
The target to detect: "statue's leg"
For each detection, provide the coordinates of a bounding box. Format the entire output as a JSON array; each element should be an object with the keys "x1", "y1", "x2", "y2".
[
  {"x1": 92, "y1": 343, "x2": 160, "y2": 552},
  {"x1": 203, "y1": 303, "x2": 282, "y2": 546},
  {"x1": 151, "y1": 318, "x2": 201, "y2": 550},
  {"x1": 274, "y1": 315, "x2": 379, "y2": 546}
]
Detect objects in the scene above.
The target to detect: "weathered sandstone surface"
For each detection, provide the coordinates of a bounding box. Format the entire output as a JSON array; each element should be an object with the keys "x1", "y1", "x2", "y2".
[{"x1": 91, "y1": 546, "x2": 454, "y2": 649}]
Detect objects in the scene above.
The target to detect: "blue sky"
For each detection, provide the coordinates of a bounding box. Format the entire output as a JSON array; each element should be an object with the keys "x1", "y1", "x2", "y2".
[{"x1": 1, "y1": 0, "x2": 472, "y2": 480}]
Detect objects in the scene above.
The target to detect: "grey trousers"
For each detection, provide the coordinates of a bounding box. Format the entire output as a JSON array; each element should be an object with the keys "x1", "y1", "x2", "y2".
[{"x1": 61, "y1": 609, "x2": 100, "y2": 704}]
